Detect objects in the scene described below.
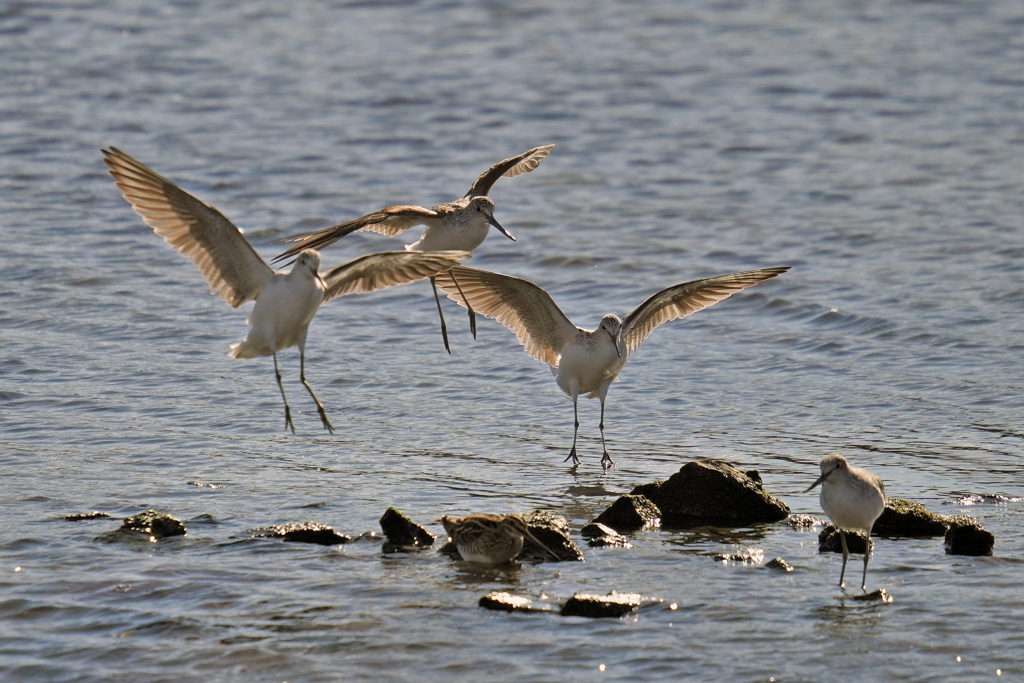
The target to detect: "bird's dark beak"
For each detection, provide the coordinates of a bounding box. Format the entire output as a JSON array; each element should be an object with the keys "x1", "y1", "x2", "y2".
[
  {"x1": 487, "y1": 214, "x2": 516, "y2": 242},
  {"x1": 608, "y1": 329, "x2": 620, "y2": 357},
  {"x1": 804, "y1": 470, "x2": 830, "y2": 493}
]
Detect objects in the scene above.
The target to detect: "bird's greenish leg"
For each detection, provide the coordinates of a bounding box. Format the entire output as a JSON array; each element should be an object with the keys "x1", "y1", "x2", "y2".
[
  {"x1": 274, "y1": 352, "x2": 295, "y2": 434},
  {"x1": 838, "y1": 530, "x2": 849, "y2": 589},
  {"x1": 564, "y1": 394, "x2": 581, "y2": 467},
  {"x1": 300, "y1": 348, "x2": 333, "y2": 434},
  {"x1": 430, "y1": 276, "x2": 451, "y2": 354},
  {"x1": 861, "y1": 537, "x2": 872, "y2": 592},
  {"x1": 449, "y1": 269, "x2": 477, "y2": 339},
  {"x1": 599, "y1": 395, "x2": 614, "y2": 469}
]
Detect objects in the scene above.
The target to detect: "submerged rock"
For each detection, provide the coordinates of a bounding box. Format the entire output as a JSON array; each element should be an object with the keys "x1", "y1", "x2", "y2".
[
  {"x1": 581, "y1": 522, "x2": 632, "y2": 548},
  {"x1": 944, "y1": 516, "x2": 995, "y2": 556},
  {"x1": 63, "y1": 511, "x2": 111, "y2": 521},
  {"x1": 251, "y1": 522, "x2": 352, "y2": 546},
  {"x1": 592, "y1": 495, "x2": 660, "y2": 532},
  {"x1": 873, "y1": 498, "x2": 949, "y2": 537},
  {"x1": 479, "y1": 592, "x2": 544, "y2": 613},
  {"x1": 379, "y1": 507, "x2": 435, "y2": 551},
  {"x1": 765, "y1": 557, "x2": 793, "y2": 572},
  {"x1": 632, "y1": 459, "x2": 790, "y2": 528},
  {"x1": 561, "y1": 592, "x2": 642, "y2": 618},
  {"x1": 852, "y1": 588, "x2": 893, "y2": 603},
  {"x1": 519, "y1": 510, "x2": 584, "y2": 562},
  {"x1": 818, "y1": 524, "x2": 869, "y2": 554},
  {"x1": 99, "y1": 509, "x2": 186, "y2": 542},
  {"x1": 713, "y1": 548, "x2": 765, "y2": 564}
]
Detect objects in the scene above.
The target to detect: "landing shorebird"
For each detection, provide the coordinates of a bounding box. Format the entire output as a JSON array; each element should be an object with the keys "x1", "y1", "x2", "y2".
[
  {"x1": 434, "y1": 265, "x2": 789, "y2": 468},
  {"x1": 441, "y1": 514, "x2": 557, "y2": 565},
  {"x1": 273, "y1": 145, "x2": 555, "y2": 353},
  {"x1": 806, "y1": 454, "x2": 886, "y2": 591},
  {"x1": 103, "y1": 147, "x2": 469, "y2": 433}
]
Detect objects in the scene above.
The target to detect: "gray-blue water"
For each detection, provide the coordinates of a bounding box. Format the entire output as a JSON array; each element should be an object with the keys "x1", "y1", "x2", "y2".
[{"x1": 2, "y1": 0, "x2": 1023, "y2": 681}]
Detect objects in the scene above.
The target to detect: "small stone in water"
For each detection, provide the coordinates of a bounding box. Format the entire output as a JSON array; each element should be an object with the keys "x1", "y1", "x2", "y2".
[
  {"x1": 851, "y1": 588, "x2": 892, "y2": 603},
  {"x1": 766, "y1": 557, "x2": 793, "y2": 572}
]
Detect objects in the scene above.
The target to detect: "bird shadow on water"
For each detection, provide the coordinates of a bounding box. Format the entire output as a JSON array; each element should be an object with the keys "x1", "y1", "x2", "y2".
[{"x1": 812, "y1": 589, "x2": 894, "y2": 629}]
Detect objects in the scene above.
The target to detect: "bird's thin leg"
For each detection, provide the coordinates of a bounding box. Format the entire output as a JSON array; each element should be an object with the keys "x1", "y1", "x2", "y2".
[
  {"x1": 861, "y1": 537, "x2": 872, "y2": 592},
  {"x1": 599, "y1": 396, "x2": 614, "y2": 469},
  {"x1": 564, "y1": 395, "x2": 581, "y2": 467},
  {"x1": 430, "y1": 277, "x2": 451, "y2": 355},
  {"x1": 449, "y1": 269, "x2": 477, "y2": 340},
  {"x1": 838, "y1": 530, "x2": 849, "y2": 590},
  {"x1": 300, "y1": 348, "x2": 334, "y2": 434},
  {"x1": 273, "y1": 352, "x2": 295, "y2": 434}
]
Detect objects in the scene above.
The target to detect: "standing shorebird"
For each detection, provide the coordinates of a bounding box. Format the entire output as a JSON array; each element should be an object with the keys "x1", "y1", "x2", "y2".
[
  {"x1": 441, "y1": 514, "x2": 558, "y2": 565},
  {"x1": 434, "y1": 265, "x2": 789, "y2": 468},
  {"x1": 806, "y1": 454, "x2": 886, "y2": 591},
  {"x1": 103, "y1": 147, "x2": 470, "y2": 432},
  {"x1": 273, "y1": 145, "x2": 555, "y2": 353}
]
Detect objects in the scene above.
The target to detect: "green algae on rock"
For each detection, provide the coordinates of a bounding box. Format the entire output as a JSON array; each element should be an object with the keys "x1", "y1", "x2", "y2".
[
  {"x1": 873, "y1": 498, "x2": 949, "y2": 537},
  {"x1": 944, "y1": 516, "x2": 995, "y2": 556}
]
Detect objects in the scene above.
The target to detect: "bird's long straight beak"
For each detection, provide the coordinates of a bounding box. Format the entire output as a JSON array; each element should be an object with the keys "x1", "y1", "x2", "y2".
[
  {"x1": 524, "y1": 529, "x2": 559, "y2": 561},
  {"x1": 608, "y1": 329, "x2": 620, "y2": 357},
  {"x1": 487, "y1": 214, "x2": 516, "y2": 242},
  {"x1": 805, "y1": 471, "x2": 829, "y2": 493}
]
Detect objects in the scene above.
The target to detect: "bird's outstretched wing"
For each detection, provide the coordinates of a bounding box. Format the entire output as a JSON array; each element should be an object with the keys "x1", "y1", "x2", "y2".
[
  {"x1": 464, "y1": 144, "x2": 555, "y2": 198},
  {"x1": 320, "y1": 250, "x2": 471, "y2": 303},
  {"x1": 434, "y1": 266, "x2": 577, "y2": 367},
  {"x1": 621, "y1": 267, "x2": 789, "y2": 353},
  {"x1": 103, "y1": 147, "x2": 275, "y2": 307},
  {"x1": 273, "y1": 205, "x2": 440, "y2": 264}
]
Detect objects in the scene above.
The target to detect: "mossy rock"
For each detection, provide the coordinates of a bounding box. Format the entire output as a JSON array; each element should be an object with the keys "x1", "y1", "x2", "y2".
[
  {"x1": 519, "y1": 510, "x2": 583, "y2": 562},
  {"x1": 632, "y1": 459, "x2": 790, "y2": 528},
  {"x1": 561, "y1": 592, "x2": 642, "y2": 618},
  {"x1": 873, "y1": 498, "x2": 949, "y2": 537},
  {"x1": 944, "y1": 516, "x2": 994, "y2": 556},
  {"x1": 63, "y1": 511, "x2": 111, "y2": 521},
  {"x1": 818, "y1": 524, "x2": 869, "y2": 554},
  {"x1": 99, "y1": 509, "x2": 186, "y2": 543}
]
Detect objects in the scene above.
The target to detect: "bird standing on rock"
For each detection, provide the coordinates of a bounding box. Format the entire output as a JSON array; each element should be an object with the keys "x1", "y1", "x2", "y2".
[
  {"x1": 274, "y1": 145, "x2": 555, "y2": 353},
  {"x1": 806, "y1": 453, "x2": 886, "y2": 591},
  {"x1": 103, "y1": 147, "x2": 470, "y2": 433}
]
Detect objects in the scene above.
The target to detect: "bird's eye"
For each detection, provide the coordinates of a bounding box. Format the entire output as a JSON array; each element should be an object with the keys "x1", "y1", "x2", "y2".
[{"x1": 476, "y1": 206, "x2": 481, "y2": 212}]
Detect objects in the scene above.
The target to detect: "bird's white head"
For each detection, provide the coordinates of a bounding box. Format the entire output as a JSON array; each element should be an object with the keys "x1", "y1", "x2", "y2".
[
  {"x1": 292, "y1": 249, "x2": 321, "y2": 276},
  {"x1": 805, "y1": 453, "x2": 848, "y2": 492},
  {"x1": 468, "y1": 196, "x2": 515, "y2": 241},
  {"x1": 598, "y1": 314, "x2": 623, "y2": 357}
]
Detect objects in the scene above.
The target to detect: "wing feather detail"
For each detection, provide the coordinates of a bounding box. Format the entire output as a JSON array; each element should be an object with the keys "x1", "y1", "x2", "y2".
[
  {"x1": 464, "y1": 144, "x2": 555, "y2": 197},
  {"x1": 102, "y1": 147, "x2": 274, "y2": 307},
  {"x1": 434, "y1": 266, "x2": 576, "y2": 367},
  {"x1": 320, "y1": 250, "x2": 471, "y2": 303},
  {"x1": 621, "y1": 267, "x2": 789, "y2": 353},
  {"x1": 273, "y1": 205, "x2": 439, "y2": 263}
]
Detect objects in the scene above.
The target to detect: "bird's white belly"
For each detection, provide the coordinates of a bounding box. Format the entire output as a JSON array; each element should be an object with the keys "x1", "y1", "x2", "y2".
[
  {"x1": 408, "y1": 219, "x2": 489, "y2": 252},
  {"x1": 820, "y1": 480, "x2": 885, "y2": 535},
  {"x1": 555, "y1": 338, "x2": 626, "y2": 398},
  {"x1": 236, "y1": 276, "x2": 323, "y2": 355}
]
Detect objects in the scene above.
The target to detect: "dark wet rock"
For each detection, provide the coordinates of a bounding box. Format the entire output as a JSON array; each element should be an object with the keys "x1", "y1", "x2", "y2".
[
  {"x1": 713, "y1": 548, "x2": 765, "y2": 564},
  {"x1": 785, "y1": 514, "x2": 825, "y2": 530},
  {"x1": 629, "y1": 480, "x2": 665, "y2": 501},
  {"x1": 519, "y1": 510, "x2": 583, "y2": 562},
  {"x1": 251, "y1": 522, "x2": 352, "y2": 546},
  {"x1": 580, "y1": 522, "x2": 617, "y2": 538},
  {"x1": 100, "y1": 509, "x2": 186, "y2": 542},
  {"x1": 766, "y1": 557, "x2": 793, "y2": 572},
  {"x1": 379, "y1": 507, "x2": 434, "y2": 551},
  {"x1": 581, "y1": 522, "x2": 632, "y2": 548},
  {"x1": 631, "y1": 459, "x2": 790, "y2": 528},
  {"x1": 479, "y1": 592, "x2": 543, "y2": 613},
  {"x1": 592, "y1": 495, "x2": 660, "y2": 532},
  {"x1": 873, "y1": 498, "x2": 949, "y2": 537},
  {"x1": 818, "y1": 524, "x2": 869, "y2": 554},
  {"x1": 63, "y1": 511, "x2": 111, "y2": 521},
  {"x1": 944, "y1": 516, "x2": 995, "y2": 556},
  {"x1": 852, "y1": 588, "x2": 893, "y2": 603},
  {"x1": 561, "y1": 592, "x2": 643, "y2": 618}
]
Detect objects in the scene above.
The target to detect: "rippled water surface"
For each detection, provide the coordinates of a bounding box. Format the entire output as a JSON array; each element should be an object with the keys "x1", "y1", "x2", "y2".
[{"x1": 2, "y1": 0, "x2": 1024, "y2": 681}]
